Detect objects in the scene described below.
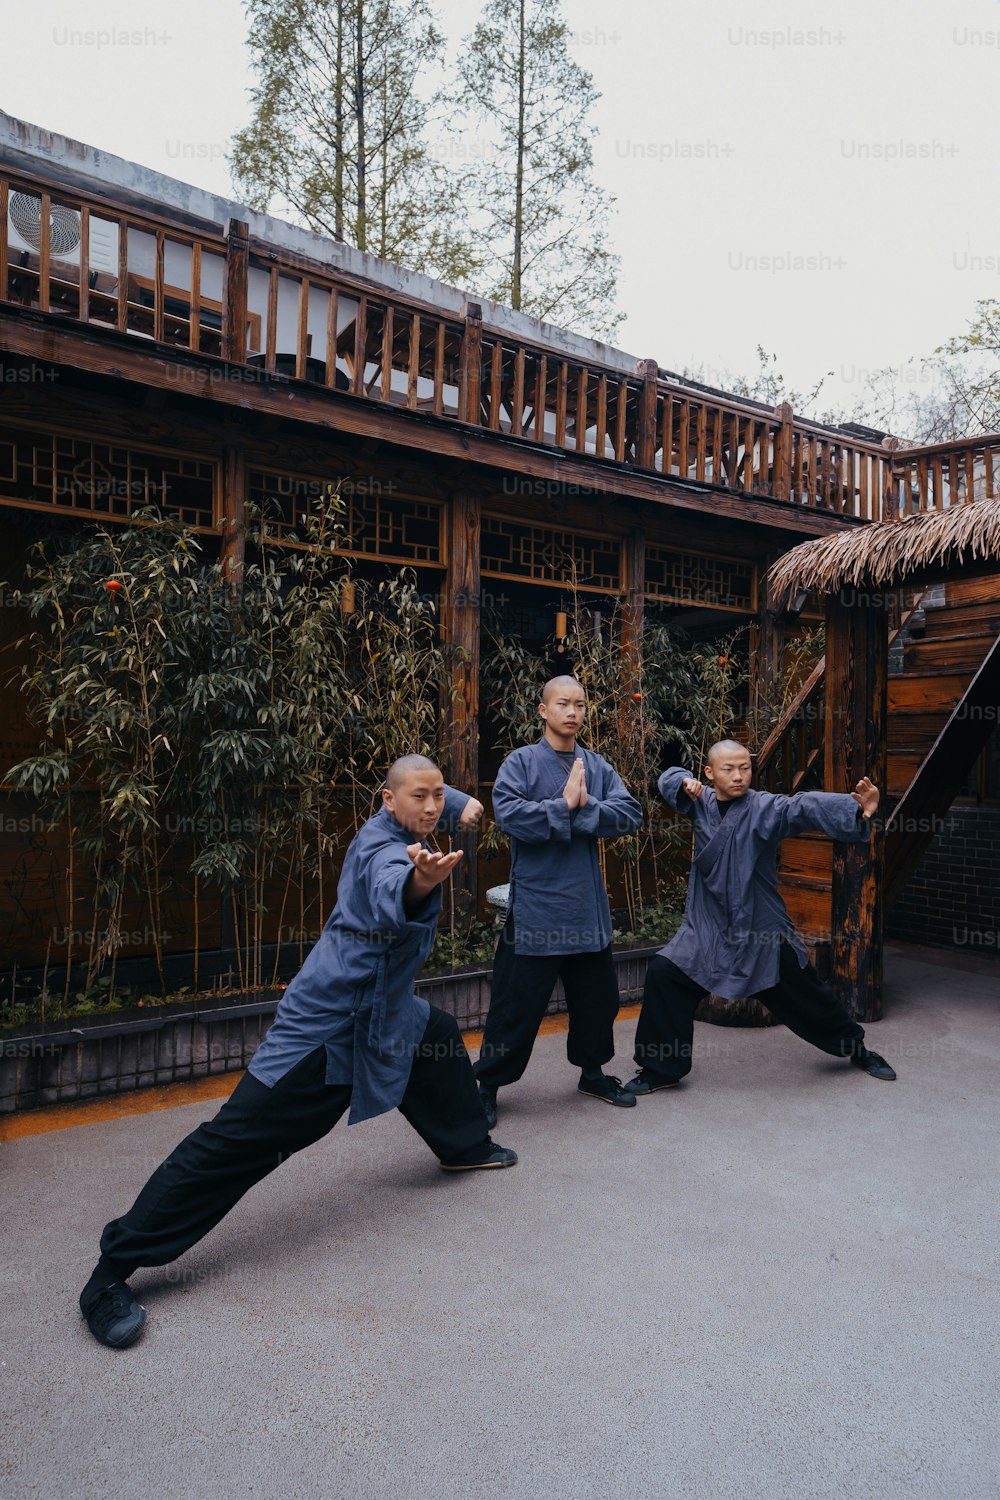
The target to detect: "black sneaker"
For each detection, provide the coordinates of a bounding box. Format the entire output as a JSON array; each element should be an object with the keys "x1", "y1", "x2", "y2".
[
  {"x1": 440, "y1": 1137, "x2": 518, "y2": 1171},
  {"x1": 478, "y1": 1086, "x2": 498, "y2": 1129},
  {"x1": 850, "y1": 1046, "x2": 897, "y2": 1081},
  {"x1": 577, "y1": 1073, "x2": 637, "y2": 1108},
  {"x1": 80, "y1": 1271, "x2": 146, "y2": 1348},
  {"x1": 622, "y1": 1069, "x2": 679, "y2": 1097}
]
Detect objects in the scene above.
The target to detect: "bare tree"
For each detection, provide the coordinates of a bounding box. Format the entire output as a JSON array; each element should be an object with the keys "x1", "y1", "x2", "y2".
[
  {"x1": 453, "y1": 0, "x2": 621, "y2": 340},
  {"x1": 231, "y1": 0, "x2": 479, "y2": 282}
]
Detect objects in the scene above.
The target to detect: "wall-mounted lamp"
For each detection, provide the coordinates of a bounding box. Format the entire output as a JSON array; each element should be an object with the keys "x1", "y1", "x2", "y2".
[
  {"x1": 340, "y1": 579, "x2": 356, "y2": 616},
  {"x1": 787, "y1": 587, "x2": 810, "y2": 617},
  {"x1": 555, "y1": 610, "x2": 567, "y2": 653}
]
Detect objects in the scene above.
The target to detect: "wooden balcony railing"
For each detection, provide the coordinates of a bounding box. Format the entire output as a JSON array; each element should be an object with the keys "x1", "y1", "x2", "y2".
[
  {"x1": 0, "y1": 165, "x2": 920, "y2": 520},
  {"x1": 887, "y1": 434, "x2": 999, "y2": 515}
]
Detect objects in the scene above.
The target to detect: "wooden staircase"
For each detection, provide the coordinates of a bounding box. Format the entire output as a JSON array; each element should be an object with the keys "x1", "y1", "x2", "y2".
[{"x1": 759, "y1": 577, "x2": 1000, "y2": 954}]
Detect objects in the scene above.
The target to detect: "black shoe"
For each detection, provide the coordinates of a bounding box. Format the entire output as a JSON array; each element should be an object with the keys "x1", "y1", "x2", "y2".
[
  {"x1": 622, "y1": 1069, "x2": 679, "y2": 1097},
  {"x1": 478, "y1": 1086, "x2": 498, "y2": 1129},
  {"x1": 80, "y1": 1271, "x2": 146, "y2": 1348},
  {"x1": 850, "y1": 1046, "x2": 897, "y2": 1081},
  {"x1": 577, "y1": 1073, "x2": 637, "y2": 1108},
  {"x1": 440, "y1": 1137, "x2": 518, "y2": 1171}
]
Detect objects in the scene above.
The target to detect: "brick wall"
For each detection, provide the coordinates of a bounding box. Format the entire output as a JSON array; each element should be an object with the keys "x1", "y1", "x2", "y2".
[{"x1": 888, "y1": 804, "x2": 1000, "y2": 957}]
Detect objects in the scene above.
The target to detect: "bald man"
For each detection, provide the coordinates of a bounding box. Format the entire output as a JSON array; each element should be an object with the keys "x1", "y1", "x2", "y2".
[
  {"x1": 79, "y1": 756, "x2": 516, "y2": 1350},
  {"x1": 474, "y1": 676, "x2": 643, "y2": 1122},
  {"x1": 624, "y1": 740, "x2": 895, "y2": 1097}
]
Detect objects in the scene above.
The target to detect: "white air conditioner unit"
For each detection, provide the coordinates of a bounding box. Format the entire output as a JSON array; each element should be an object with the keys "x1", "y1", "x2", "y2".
[{"x1": 6, "y1": 190, "x2": 119, "y2": 273}]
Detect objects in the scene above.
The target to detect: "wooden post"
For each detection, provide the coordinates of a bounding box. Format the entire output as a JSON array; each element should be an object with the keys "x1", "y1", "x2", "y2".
[
  {"x1": 774, "y1": 401, "x2": 794, "y2": 501},
  {"x1": 222, "y1": 219, "x2": 250, "y2": 364},
  {"x1": 748, "y1": 551, "x2": 782, "y2": 749},
  {"x1": 221, "y1": 443, "x2": 247, "y2": 586},
  {"x1": 621, "y1": 525, "x2": 646, "y2": 690},
  {"x1": 825, "y1": 590, "x2": 888, "y2": 1021},
  {"x1": 881, "y1": 434, "x2": 902, "y2": 519},
  {"x1": 636, "y1": 359, "x2": 659, "y2": 470},
  {"x1": 460, "y1": 302, "x2": 483, "y2": 426},
  {"x1": 442, "y1": 490, "x2": 482, "y2": 916}
]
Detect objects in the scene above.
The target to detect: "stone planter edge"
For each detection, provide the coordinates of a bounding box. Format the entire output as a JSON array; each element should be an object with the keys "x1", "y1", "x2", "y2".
[{"x1": 1, "y1": 944, "x2": 663, "y2": 1115}]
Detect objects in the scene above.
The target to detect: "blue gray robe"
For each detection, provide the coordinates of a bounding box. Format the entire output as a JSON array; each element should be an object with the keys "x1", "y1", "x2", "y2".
[
  {"x1": 658, "y1": 767, "x2": 871, "y2": 999},
  {"x1": 248, "y1": 787, "x2": 469, "y2": 1124},
  {"x1": 492, "y1": 738, "x2": 643, "y2": 955}
]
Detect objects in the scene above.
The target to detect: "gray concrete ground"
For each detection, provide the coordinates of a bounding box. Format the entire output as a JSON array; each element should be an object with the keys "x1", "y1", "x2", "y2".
[{"x1": 2, "y1": 941, "x2": 998, "y2": 1500}]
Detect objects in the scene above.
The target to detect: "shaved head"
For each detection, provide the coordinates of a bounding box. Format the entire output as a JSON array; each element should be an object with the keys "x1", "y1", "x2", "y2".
[
  {"x1": 541, "y1": 675, "x2": 585, "y2": 704},
  {"x1": 385, "y1": 753, "x2": 440, "y2": 790},
  {"x1": 706, "y1": 739, "x2": 749, "y2": 766}
]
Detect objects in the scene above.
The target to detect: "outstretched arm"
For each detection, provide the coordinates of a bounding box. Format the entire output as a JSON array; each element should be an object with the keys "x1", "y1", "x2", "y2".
[
  {"x1": 758, "y1": 779, "x2": 880, "y2": 843},
  {"x1": 403, "y1": 845, "x2": 464, "y2": 914}
]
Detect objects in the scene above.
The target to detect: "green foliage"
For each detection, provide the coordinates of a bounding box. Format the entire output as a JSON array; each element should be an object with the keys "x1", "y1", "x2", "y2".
[
  {"x1": 480, "y1": 596, "x2": 746, "y2": 931},
  {"x1": 231, "y1": 0, "x2": 478, "y2": 283},
  {"x1": 452, "y1": 0, "x2": 620, "y2": 339},
  {"x1": 427, "y1": 920, "x2": 499, "y2": 973},
  {"x1": 4, "y1": 495, "x2": 454, "y2": 1009}
]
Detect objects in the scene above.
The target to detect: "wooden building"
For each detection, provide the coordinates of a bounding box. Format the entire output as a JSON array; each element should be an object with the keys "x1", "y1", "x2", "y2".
[{"x1": 1, "y1": 110, "x2": 997, "y2": 1020}]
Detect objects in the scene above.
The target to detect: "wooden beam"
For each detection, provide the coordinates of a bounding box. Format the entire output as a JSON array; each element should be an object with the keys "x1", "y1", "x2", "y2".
[
  {"x1": 636, "y1": 359, "x2": 658, "y2": 470},
  {"x1": 460, "y1": 302, "x2": 483, "y2": 426},
  {"x1": 222, "y1": 219, "x2": 250, "y2": 364},
  {"x1": 825, "y1": 591, "x2": 888, "y2": 1021},
  {"x1": 221, "y1": 443, "x2": 247, "y2": 584},
  {"x1": 773, "y1": 402, "x2": 793, "y2": 501},
  {"x1": 0, "y1": 311, "x2": 876, "y2": 539},
  {"x1": 442, "y1": 489, "x2": 481, "y2": 916},
  {"x1": 748, "y1": 549, "x2": 783, "y2": 747},
  {"x1": 620, "y1": 525, "x2": 646, "y2": 693}
]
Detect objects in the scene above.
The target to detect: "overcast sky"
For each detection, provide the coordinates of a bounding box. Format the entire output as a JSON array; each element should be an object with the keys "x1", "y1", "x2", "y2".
[{"x1": 2, "y1": 0, "x2": 998, "y2": 424}]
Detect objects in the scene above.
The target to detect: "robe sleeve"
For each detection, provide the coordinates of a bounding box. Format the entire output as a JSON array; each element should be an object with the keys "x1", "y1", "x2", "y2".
[
  {"x1": 365, "y1": 843, "x2": 438, "y2": 934},
  {"x1": 658, "y1": 767, "x2": 699, "y2": 818},
  {"x1": 754, "y1": 790, "x2": 872, "y2": 844},
  {"x1": 491, "y1": 752, "x2": 572, "y2": 844},
  {"x1": 571, "y1": 760, "x2": 643, "y2": 838},
  {"x1": 435, "y1": 784, "x2": 472, "y2": 835}
]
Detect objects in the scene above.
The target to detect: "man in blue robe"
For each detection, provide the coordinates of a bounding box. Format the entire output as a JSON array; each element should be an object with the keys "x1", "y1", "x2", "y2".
[
  {"x1": 474, "y1": 675, "x2": 644, "y2": 1123},
  {"x1": 624, "y1": 739, "x2": 896, "y2": 1097},
  {"x1": 79, "y1": 756, "x2": 516, "y2": 1349}
]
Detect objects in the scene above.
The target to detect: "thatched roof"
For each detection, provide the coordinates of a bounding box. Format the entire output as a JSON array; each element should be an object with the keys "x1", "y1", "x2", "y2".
[{"x1": 768, "y1": 499, "x2": 1000, "y2": 598}]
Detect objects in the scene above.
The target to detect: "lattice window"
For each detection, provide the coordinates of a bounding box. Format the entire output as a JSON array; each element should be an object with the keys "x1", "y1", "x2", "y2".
[
  {"x1": 645, "y1": 545, "x2": 756, "y2": 613},
  {"x1": 248, "y1": 469, "x2": 443, "y2": 565},
  {"x1": 480, "y1": 513, "x2": 621, "y2": 593},
  {"x1": 0, "y1": 425, "x2": 217, "y2": 530}
]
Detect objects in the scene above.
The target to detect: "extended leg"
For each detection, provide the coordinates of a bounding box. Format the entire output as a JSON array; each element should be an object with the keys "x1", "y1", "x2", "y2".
[
  {"x1": 560, "y1": 945, "x2": 620, "y2": 1071},
  {"x1": 755, "y1": 942, "x2": 895, "y2": 1078},
  {"x1": 398, "y1": 1005, "x2": 505, "y2": 1163},
  {"x1": 97, "y1": 1047, "x2": 350, "y2": 1280},
  {"x1": 473, "y1": 918, "x2": 563, "y2": 1090},
  {"x1": 628, "y1": 956, "x2": 707, "y2": 1089}
]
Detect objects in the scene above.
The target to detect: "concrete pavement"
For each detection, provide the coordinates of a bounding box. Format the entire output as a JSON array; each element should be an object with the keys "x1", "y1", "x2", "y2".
[{"x1": 1, "y1": 940, "x2": 998, "y2": 1500}]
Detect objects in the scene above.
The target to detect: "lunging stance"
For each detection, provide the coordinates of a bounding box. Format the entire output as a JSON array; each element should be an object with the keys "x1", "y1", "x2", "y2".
[
  {"x1": 80, "y1": 756, "x2": 516, "y2": 1349},
  {"x1": 625, "y1": 740, "x2": 896, "y2": 1098},
  {"x1": 474, "y1": 675, "x2": 643, "y2": 1123}
]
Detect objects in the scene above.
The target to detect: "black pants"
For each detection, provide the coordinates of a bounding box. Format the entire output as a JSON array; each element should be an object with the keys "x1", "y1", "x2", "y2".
[
  {"x1": 634, "y1": 940, "x2": 865, "y2": 1082},
  {"x1": 99, "y1": 1006, "x2": 488, "y2": 1278},
  {"x1": 473, "y1": 916, "x2": 620, "y2": 1090}
]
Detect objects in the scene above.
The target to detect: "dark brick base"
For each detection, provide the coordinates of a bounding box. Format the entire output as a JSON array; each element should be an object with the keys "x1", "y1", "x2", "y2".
[{"x1": 888, "y1": 805, "x2": 1000, "y2": 958}]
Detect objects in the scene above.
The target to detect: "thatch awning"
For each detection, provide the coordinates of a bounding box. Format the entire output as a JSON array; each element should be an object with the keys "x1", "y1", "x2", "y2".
[{"x1": 768, "y1": 498, "x2": 1000, "y2": 598}]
